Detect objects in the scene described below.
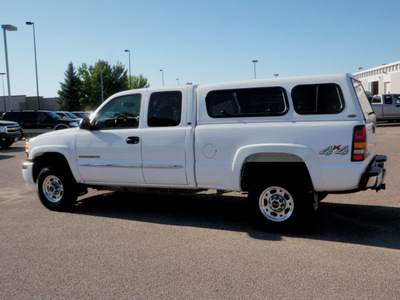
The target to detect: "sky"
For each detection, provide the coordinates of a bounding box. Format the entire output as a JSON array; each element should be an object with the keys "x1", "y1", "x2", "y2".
[{"x1": 1, "y1": 0, "x2": 399, "y2": 98}]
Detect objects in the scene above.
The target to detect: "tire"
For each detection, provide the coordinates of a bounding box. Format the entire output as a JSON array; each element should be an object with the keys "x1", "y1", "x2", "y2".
[
  {"x1": 249, "y1": 181, "x2": 318, "y2": 230},
  {"x1": 0, "y1": 140, "x2": 13, "y2": 149},
  {"x1": 317, "y1": 192, "x2": 328, "y2": 202},
  {"x1": 37, "y1": 166, "x2": 78, "y2": 211}
]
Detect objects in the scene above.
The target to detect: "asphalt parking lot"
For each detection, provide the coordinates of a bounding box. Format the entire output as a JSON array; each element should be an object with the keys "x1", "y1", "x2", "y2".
[{"x1": 1, "y1": 124, "x2": 399, "y2": 300}]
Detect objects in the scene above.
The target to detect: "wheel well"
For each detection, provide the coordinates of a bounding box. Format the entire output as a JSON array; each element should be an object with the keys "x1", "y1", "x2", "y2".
[
  {"x1": 241, "y1": 162, "x2": 313, "y2": 192},
  {"x1": 32, "y1": 152, "x2": 73, "y2": 183},
  {"x1": 55, "y1": 124, "x2": 69, "y2": 130}
]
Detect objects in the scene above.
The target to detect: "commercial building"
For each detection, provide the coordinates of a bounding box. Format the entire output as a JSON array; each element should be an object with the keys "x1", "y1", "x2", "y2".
[
  {"x1": 0, "y1": 95, "x2": 58, "y2": 112},
  {"x1": 354, "y1": 61, "x2": 400, "y2": 95}
]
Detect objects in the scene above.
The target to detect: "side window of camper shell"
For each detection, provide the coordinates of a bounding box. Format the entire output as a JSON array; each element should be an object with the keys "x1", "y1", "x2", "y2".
[
  {"x1": 206, "y1": 87, "x2": 288, "y2": 118},
  {"x1": 292, "y1": 84, "x2": 344, "y2": 114}
]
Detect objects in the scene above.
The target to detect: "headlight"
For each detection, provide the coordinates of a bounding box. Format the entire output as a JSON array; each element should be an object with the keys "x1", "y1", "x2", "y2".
[
  {"x1": 0, "y1": 126, "x2": 6, "y2": 133},
  {"x1": 69, "y1": 122, "x2": 79, "y2": 127}
]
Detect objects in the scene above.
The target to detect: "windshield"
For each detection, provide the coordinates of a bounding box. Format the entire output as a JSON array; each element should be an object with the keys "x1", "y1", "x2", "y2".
[
  {"x1": 47, "y1": 111, "x2": 62, "y2": 120},
  {"x1": 65, "y1": 112, "x2": 78, "y2": 119}
]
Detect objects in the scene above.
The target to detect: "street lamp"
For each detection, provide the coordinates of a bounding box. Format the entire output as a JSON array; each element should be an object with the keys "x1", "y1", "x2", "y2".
[
  {"x1": 125, "y1": 49, "x2": 131, "y2": 88},
  {"x1": 176, "y1": 78, "x2": 180, "y2": 85},
  {"x1": 100, "y1": 61, "x2": 106, "y2": 102},
  {"x1": 274, "y1": 74, "x2": 279, "y2": 78},
  {"x1": 252, "y1": 60, "x2": 258, "y2": 79},
  {"x1": 2, "y1": 24, "x2": 17, "y2": 111},
  {"x1": 26, "y1": 22, "x2": 40, "y2": 109},
  {"x1": 160, "y1": 69, "x2": 164, "y2": 86},
  {"x1": 0, "y1": 72, "x2": 6, "y2": 111}
]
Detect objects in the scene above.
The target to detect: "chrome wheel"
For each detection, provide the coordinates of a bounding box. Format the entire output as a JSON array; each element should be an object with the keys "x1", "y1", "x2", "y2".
[
  {"x1": 42, "y1": 175, "x2": 64, "y2": 203},
  {"x1": 258, "y1": 186, "x2": 294, "y2": 222}
]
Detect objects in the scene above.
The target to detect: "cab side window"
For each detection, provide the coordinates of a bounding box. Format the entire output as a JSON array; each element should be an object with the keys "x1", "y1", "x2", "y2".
[
  {"x1": 384, "y1": 95, "x2": 393, "y2": 104},
  {"x1": 147, "y1": 91, "x2": 182, "y2": 127},
  {"x1": 92, "y1": 94, "x2": 141, "y2": 130},
  {"x1": 37, "y1": 112, "x2": 50, "y2": 122},
  {"x1": 22, "y1": 112, "x2": 36, "y2": 123}
]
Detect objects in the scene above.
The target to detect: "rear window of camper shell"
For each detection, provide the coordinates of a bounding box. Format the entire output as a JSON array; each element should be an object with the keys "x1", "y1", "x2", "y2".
[{"x1": 291, "y1": 83, "x2": 344, "y2": 115}]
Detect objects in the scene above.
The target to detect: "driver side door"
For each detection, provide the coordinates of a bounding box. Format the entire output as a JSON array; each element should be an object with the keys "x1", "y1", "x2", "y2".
[{"x1": 76, "y1": 93, "x2": 145, "y2": 184}]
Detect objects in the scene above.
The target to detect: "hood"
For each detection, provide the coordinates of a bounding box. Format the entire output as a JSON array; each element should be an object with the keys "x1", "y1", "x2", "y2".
[
  {"x1": 28, "y1": 127, "x2": 79, "y2": 142},
  {"x1": 0, "y1": 120, "x2": 19, "y2": 126}
]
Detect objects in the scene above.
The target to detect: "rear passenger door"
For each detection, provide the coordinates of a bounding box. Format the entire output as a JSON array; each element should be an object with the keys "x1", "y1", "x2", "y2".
[{"x1": 141, "y1": 89, "x2": 188, "y2": 185}]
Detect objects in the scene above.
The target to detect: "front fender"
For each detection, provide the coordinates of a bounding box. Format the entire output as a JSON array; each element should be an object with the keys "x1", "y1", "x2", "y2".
[
  {"x1": 30, "y1": 145, "x2": 82, "y2": 183},
  {"x1": 231, "y1": 143, "x2": 323, "y2": 191}
]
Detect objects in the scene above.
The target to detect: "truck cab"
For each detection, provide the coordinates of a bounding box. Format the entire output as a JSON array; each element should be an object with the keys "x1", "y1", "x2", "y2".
[{"x1": 371, "y1": 94, "x2": 400, "y2": 122}]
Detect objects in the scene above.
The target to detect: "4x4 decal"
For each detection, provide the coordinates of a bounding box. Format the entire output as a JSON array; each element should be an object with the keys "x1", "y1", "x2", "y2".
[{"x1": 319, "y1": 145, "x2": 349, "y2": 156}]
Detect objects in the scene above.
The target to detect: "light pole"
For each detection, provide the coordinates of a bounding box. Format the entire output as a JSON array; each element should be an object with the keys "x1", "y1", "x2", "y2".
[
  {"x1": 252, "y1": 59, "x2": 258, "y2": 79},
  {"x1": 176, "y1": 78, "x2": 179, "y2": 85},
  {"x1": 100, "y1": 61, "x2": 106, "y2": 102},
  {"x1": 274, "y1": 74, "x2": 279, "y2": 78},
  {"x1": 125, "y1": 49, "x2": 131, "y2": 88},
  {"x1": 2, "y1": 24, "x2": 18, "y2": 111},
  {"x1": 0, "y1": 72, "x2": 6, "y2": 111},
  {"x1": 160, "y1": 69, "x2": 164, "y2": 86},
  {"x1": 26, "y1": 22, "x2": 40, "y2": 109}
]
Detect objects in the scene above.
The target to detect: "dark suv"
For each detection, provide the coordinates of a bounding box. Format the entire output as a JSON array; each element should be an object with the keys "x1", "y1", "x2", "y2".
[
  {"x1": 1, "y1": 111, "x2": 79, "y2": 138},
  {"x1": 0, "y1": 119, "x2": 23, "y2": 149}
]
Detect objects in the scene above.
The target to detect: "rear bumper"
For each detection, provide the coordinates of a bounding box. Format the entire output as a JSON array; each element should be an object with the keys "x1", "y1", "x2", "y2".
[{"x1": 359, "y1": 155, "x2": 387, "y2": 191}]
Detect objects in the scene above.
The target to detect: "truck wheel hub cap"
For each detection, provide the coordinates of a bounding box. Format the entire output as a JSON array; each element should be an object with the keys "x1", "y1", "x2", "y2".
[
  {"x1": 43, "y1": 175, "x2": 64, "y2": 203},
  {"x1": 259, "y1": 186, "x2": 294, "y2": 222}
]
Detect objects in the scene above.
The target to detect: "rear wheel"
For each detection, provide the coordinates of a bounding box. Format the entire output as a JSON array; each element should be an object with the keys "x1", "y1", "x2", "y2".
[
  {"x1": 249, "y1": 181, "x2": 318, "y2": 230},
  {"x1": 37, "y1": 166, "x2": 78, "y2": 211}
]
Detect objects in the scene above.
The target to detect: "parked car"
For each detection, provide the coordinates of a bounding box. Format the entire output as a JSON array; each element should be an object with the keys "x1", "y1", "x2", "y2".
[
  {"x1": 370, "y1": 94, "x2": 400, "y2": 122},
  {"x1": 56, "y1": 111, "x2": 80, "y2": 120},
  {"x1": 0, "y1": 119, "x2": 23, "y2": 149},
  {"x1": 71, "y1": 111, "x2": 90, "y2": 119},
  {"x1": 2, "y1": 111, "x2": 79, "y2": 137}
]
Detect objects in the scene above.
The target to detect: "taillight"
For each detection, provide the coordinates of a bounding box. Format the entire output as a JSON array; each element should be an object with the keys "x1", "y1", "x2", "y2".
[{"x1": 352, "y1": 125, "x2": 367, "y2": 161}]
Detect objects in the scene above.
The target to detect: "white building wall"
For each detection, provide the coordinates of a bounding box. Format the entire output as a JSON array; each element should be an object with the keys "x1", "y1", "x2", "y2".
[{"x1": 354, "y1": 61, "x2": 400, "y2": 95}]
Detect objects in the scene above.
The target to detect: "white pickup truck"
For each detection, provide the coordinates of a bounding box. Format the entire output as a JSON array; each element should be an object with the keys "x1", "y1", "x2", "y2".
[{"x1": 22, "y1": 73, "x2": 386, "y2": 229}]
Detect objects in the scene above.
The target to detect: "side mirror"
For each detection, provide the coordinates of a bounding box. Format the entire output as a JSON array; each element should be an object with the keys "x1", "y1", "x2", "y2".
[{"x1": 79, "y1": 117, "x2": 91, "y2": 130}]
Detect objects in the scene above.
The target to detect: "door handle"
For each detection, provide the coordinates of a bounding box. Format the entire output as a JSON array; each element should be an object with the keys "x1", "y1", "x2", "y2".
[{"x1": 126, "y1": 136, "x2": 140, "y2": 144}]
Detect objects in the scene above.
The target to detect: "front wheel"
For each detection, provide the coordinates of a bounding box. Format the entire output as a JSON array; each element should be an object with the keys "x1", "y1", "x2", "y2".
[
  {"x1": 249, "y1": 182, "x2": 318, "y2": 230},
  {"x1": 0, "y1": 140, "x2": 13, "y2": 149},
  {"x1": 37, "y1": 166, "x2": 78, "y2": 211}
]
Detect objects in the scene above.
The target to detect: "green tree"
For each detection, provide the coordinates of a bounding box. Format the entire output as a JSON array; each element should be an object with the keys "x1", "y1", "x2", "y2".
[
  {"x1": 57, "y1": 62, "x2": 82, "y2": 111},
  {"x1": 128, "y1": 74, "x2": 150, "y2": 89},
  {"x1": 78, "y1": 60, "x2": 129, "y2": 109}
]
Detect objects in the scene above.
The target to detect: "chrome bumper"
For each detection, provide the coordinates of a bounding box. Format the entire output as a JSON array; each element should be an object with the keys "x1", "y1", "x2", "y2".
[
  {"x1": 22, "y1": 161, "x2": 35, "y2": 184},
  {"x1": 360, "y1": 155, "x2": 387, "y2": 191}
]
